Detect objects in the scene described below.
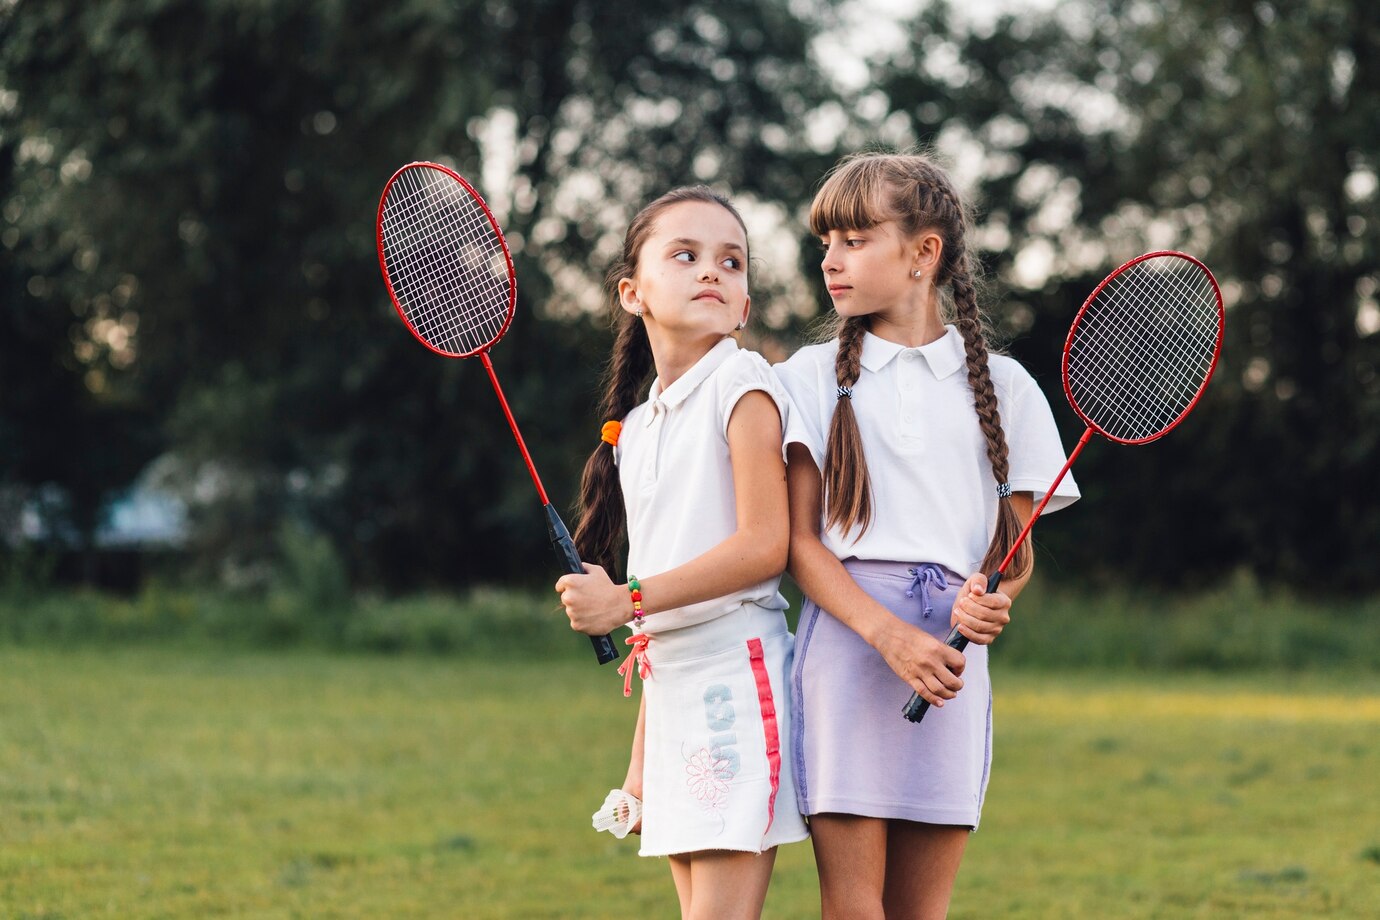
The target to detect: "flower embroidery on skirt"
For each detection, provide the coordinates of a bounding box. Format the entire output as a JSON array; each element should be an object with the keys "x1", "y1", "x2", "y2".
[{"x1": 685, "y1": 746, "x2": 734, "y2": 810}]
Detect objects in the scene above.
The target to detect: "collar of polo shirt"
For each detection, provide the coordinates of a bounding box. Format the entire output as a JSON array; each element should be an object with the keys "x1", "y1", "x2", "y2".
[
  {"x1": 859, "y1": 325, "x2": 966, "y2": 379},
  {"x1": 646, "y1": 336, "x2": 740, "y2": 417}
]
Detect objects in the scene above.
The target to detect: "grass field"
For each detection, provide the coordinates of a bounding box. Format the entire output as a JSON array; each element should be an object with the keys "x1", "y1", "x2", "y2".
[{"x1": 2, "y1": 646, "x2": 1379, "y2": 918}]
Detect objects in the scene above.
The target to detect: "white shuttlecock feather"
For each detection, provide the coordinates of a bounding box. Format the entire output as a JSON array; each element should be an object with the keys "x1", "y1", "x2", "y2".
[{"x1": 591, "y1": 789, "x2": 642, "y2": 839}]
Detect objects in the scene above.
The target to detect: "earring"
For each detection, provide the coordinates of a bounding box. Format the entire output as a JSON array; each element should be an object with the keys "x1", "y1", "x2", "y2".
[
  {"x1": 913, "y1": 270, "x2": 922, "y2": 278},
  {"x1": 735, "y1": 322, "x2": 745, "y2": 331},
  {"x1": 635, "y1": 309, "x2": 644, "y2": 319}
]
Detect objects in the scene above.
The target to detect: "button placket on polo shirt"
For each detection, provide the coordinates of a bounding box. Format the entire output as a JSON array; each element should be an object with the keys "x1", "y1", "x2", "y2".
[
  {"x1": 641, "y1": 400, "x2": 665, "y2": 489},
  {"x1": 898, "y1": 349, "x2": 925, "y2": 441}
]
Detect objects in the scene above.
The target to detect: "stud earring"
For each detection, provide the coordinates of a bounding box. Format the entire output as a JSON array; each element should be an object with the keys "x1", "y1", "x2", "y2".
[
  {"x1": 635, "y1": 309, "x2": 644, "y2": 319},
  {"x1": 735, "y1": 322, "x2": 745, "y2": 331},
  {"x1": 913, "y1": 270, "x2": 922, "y2": 278}
]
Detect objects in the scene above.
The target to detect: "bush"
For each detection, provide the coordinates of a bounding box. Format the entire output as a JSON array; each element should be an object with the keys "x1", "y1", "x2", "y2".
[
  {"x1": 2, "y1": 568, "x2": 1377, "y2": 671},
  {"x1": 0, "y1": 578, "x2": 584, "y2": 659},
  {"x1": 995, "y1": 572, "x2": 1380, "y2": 672}
]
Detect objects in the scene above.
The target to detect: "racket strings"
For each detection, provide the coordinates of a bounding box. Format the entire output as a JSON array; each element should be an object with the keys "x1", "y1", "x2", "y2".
[
  {"x1": 380, "y1": 167, "x2": 513, "y2": 355},
  {"x1": 1072, "y1": 295, "x2": 1211, "y2": 437},
  {"x1": 1070, "y1": 266, "x2": 1217, "y2": 438},
  {"x1": 388, "y1": 170, "x2": 510, "y2": 347},
  {"x1": 387, "y1": 172, "x2": 509, "y2": 350},
  {"x1": 1076, "y1": 283, "x2": 1208, "y2": 429},
  {"x1": 1067, "y1": 256, "x2": 1220, "y2": 442}
]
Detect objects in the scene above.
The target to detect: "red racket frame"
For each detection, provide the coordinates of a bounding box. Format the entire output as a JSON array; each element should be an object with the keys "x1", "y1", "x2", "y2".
[{"x1": 376, "y1": 161, "x2": 619, "y2": 665}]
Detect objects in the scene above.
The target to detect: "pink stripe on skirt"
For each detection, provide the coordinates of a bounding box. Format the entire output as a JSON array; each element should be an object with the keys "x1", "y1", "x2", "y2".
[{"x1": 747, "y1": 637, "x2": 781, "y2": 839}]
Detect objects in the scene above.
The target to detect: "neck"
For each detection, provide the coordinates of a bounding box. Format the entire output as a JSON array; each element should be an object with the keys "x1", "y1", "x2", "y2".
[
  {"x1": 861, "y1": 284, "x2": 947, "y2": 347},
  {"x1": 866, "y1": 306, "x2": 946, "y2": 348},
  {"x1": 645, "y1": 328, "x2": 729, "y2": 391}
]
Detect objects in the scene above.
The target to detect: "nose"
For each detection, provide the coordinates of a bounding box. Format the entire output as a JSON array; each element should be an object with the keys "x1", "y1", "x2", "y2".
[
  {"x1": 821, "y1": 242, "x2": 841, "y2": 274},
  {"x1": 699, "y1": 261, "x2": 719, "y2": 282}
]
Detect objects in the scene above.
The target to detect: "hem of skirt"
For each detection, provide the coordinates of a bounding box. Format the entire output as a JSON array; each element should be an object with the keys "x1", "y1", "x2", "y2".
[
  {"x1": 639, "y1": 828, "x2": 810, "y2": 858},
  {"x1": 801, "y1": 797, "x2": 979, "y2": 829}
]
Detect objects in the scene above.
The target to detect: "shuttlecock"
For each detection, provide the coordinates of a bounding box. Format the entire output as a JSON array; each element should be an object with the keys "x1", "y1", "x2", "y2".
[{"x1": 591, "y1": 788, "x2": 642, "y2": 839}]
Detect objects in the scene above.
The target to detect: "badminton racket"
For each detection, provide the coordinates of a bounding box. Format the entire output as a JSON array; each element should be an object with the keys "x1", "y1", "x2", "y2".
[
  {"x1": 903, "y1": 250, "x2": 1224, "y2": 721},
  {"x1": 376, "y1": 161, "x2": 620, "y2": 665}
]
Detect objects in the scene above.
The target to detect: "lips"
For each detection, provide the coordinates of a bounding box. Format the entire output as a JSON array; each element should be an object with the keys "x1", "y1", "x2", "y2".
[
  {"x1": 827, "y1": 285, "x2": 851, "y2": 296},
  {"x1": 694, "y1": 290, "x2": 726, "y2": 303}
]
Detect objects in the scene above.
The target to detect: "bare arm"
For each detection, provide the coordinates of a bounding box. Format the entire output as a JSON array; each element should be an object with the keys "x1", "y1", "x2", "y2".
[
  {"x1": 783, "y1": 443, "x2": 967, "y2": 708},
  {"x1": 622, "y1": 693, "x2": 646, "y2": 833},
  {"x1": 557, "y1": 390, "x2": 788, "y2": 635}
]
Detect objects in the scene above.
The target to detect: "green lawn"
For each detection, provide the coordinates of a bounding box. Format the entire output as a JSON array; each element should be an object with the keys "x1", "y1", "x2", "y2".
[{"x1": 1, "y1": 647, "x2": 1378, "y2": 918}]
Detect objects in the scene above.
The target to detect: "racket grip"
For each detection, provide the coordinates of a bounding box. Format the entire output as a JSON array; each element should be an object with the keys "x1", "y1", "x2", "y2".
[
  {"x1": 545, "y1": 504, "x2": 620, "y2": 665},
  {"x1": 901, "y1": 571, "x2": 1002, "y2": 723}
]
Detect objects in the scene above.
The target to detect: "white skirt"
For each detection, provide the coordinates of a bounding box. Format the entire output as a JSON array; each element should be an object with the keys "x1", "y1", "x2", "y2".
[{"x1": 636, "y1": 603, "x2": 810, "y2": 857}]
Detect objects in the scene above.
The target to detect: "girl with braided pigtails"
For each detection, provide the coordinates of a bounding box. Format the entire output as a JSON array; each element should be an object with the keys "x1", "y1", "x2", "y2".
[{"x1": 774, "y1": 153, "x2": 1080, "y2": 919}]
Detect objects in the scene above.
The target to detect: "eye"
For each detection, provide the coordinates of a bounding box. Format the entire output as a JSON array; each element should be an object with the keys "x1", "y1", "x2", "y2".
[
  {"x1": 845, "y1": 237, "x2": 865, "y2": 248},
  {"x1": 722, "y1": 256, "x2": 743, "y2": 270},
  {"x1": 674, "y1": 250, "x2": 695, "y2": 263}
]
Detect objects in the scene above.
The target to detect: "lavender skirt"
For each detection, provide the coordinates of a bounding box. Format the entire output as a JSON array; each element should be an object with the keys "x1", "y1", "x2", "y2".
[{"x1": 791, "y1": 560, "x2": 993, "y2": 828}]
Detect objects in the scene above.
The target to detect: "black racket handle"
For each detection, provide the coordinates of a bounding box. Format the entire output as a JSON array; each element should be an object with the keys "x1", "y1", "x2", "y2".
[
  {"x1": 545, "y1": 504, "x2": 620, "y2": 664},
  {"x1": 901, "y1": 570, "x2": 1003, "y2": 723}
]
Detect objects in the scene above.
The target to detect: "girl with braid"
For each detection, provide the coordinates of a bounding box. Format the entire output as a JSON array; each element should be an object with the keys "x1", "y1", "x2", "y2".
[
  {"x1": 774, "y1": 152, "x2": 1080, "y2": 918},
  {"x1": 556, "y1": 186, "x2": 808, "y2": 920}
]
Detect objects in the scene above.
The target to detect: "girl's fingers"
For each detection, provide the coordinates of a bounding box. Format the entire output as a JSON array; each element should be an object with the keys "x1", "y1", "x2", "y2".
[
  {"x1": 956, "y1": 595, "x2": 1010, "y2": 621},
  {"x1": 921, "y1": 669, "x2": 961, "y2": 701},
  {"x1": 555, "y1": 572, "x2": 590, "y2": 593}
]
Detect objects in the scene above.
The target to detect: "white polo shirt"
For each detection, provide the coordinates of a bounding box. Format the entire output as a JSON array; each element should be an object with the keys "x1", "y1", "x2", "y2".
[
  {"x1": 616, "y1": 337, "x2": 797, "y2": 634},
  {"x1": 773, "y1": 325, "x2": 1079, "y2": 575}
]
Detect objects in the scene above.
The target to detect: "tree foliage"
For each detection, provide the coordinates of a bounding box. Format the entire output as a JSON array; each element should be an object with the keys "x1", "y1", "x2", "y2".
[
  {"x1": 3, "y1": 0, "x2": 1378, "y2": 592},
  {"x1": 873, "y1": 0, "x2": 1380, "y2": 590},
  {"x1": 1, "y1": 0, "x2": 841, "y2": 587}
]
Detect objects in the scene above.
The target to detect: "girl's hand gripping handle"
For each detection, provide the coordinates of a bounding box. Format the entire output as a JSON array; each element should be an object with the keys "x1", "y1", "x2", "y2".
[
  {"x1": 546, "y1": 504, "x2": 620, "y2": 664},
  {"x1": 901, "y1": 571, "x2": 1003, "y2": 722}
]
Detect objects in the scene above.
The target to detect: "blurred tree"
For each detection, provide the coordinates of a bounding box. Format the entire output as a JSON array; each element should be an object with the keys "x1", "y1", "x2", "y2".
[
  {"x1": 0, "y1": 0, "x2": 842, "y2": 589},
  {"x1": 871, "y1": 0, "x2": 1380, "y2": 591},
  {"x1": 14, "y1": 0, "x2": 1371, "y2": 594},
  {"x1": 0, "y1": 88, "x2": 155, "y2": 576}
]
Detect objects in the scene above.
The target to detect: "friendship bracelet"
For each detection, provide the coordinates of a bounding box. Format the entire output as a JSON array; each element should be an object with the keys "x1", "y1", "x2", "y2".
[{"x1": 628, "y1": 576, "x2": 644, "y2": 627}]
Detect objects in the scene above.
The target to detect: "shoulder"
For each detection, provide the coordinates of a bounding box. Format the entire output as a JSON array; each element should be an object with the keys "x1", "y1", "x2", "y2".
[
  {"x1": 985, "y1": 351, "x2": 1039, "y2": 399},
  {"x1": 712, "y1": 346, "x2": 789, "y2": 408},
  {"x1": 774, "y1": 340, "x2": 837, "y2": 386},
  {"x1": 711, "y1": 347, "x2": 791, "y2": 436},
  {"x1": 716, "y1": 346, "x2": 779, "y2": 392},
  {"x1": 780, "y1": 340, "x2": 838, "y2": 370}
]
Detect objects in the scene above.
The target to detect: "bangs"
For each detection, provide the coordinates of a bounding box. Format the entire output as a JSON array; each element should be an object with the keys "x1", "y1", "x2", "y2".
[{"x1": 809, "y1": 157, "x2": 893, "y2": 236}]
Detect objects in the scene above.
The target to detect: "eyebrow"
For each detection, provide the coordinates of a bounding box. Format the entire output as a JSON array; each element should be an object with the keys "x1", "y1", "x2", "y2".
[{"x1": 667, "y1": 237, "x2": 746, "y2": 255}]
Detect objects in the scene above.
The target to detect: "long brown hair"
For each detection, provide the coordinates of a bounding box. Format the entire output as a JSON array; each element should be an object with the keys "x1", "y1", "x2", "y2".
[
  {"x1": 811, "y1": 152, "x2": 1030, "y2": 580},
  {"x1": 572, "y1": 186, "x2": 750, "y2": 575}
]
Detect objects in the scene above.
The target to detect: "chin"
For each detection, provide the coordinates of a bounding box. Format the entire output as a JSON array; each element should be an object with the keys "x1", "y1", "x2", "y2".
[{"x1": 833, "y1": 301, "x2": 875, "y2": 319}]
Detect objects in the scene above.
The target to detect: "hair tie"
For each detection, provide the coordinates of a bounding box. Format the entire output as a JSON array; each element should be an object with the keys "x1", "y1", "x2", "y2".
[
  {"x1": 996, "y1": 482, "x2": 1012, "y2": 498},
  {"x1": 836, "y1": 385, "x2": 852, "y2": 400},
  {"x1": 601, "y1": 420, "x2": 622, "y2": 446}
]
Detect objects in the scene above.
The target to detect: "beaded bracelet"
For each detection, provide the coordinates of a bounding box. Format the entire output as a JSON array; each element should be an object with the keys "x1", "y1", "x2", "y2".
[{"x1": 628, "y1": 576, "x2": 644, "y2": 627}]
